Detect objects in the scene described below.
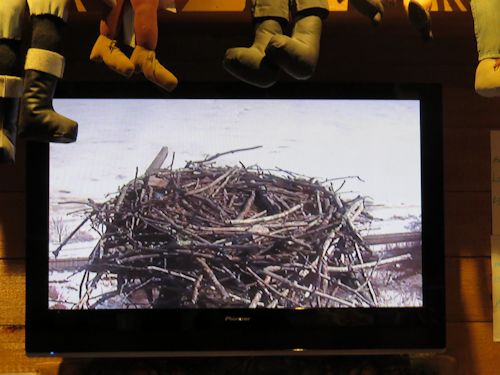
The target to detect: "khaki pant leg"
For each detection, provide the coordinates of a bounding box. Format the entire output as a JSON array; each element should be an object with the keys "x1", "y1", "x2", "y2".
[
  {"x1": 471, "y1": 0, "x2": 500, "y2": 60},
  {"x1": 295, "y1": 0, "x2": 329, "y2": 18},
  {"x1": 252, "y1": 0, "x2": 289, "y2": 20},
  {"x1": 0, "y1": 0, "x2": 26, "y2": 40},
  {"x1": 27, "y1": 0, "x2": 71, "y2": 22}
]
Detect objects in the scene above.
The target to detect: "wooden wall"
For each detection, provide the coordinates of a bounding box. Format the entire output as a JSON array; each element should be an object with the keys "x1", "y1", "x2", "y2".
[{"x1": 1, "y1": 3, "x2": 500, "y2": 374}]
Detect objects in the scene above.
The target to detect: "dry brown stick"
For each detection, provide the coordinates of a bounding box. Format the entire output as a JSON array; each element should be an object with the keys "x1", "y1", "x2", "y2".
[
  {"x1": 211, "y1": 171, "x2": 240, "y2": 197},
  {"x1": 147, "y1": 266, "x2": 197, "y2": 282},
  {"x1": 196, "y1": 257, "x2": 229, "y2": 300},
  {"x1": 246, "y1": 267, "x2": 294, "y2": 304},
  {"x1": 248, "y1": 210, "x2": 267, "y2": 219},
  {"x1": 147, "y1": 209, "x2": 211, "y2": 244},
  {"x1": 236, "y1": 191, "x2": 256, "y2": 220},
  {"x1": 52, "y1": 217, "x2": 90, "y2": 258},
  {"x1": 250, "y1": 275, "x2": 272, "y2": 308},
  {"x1": 185, "y1": 167, "x2": 238, "y2": 196},
  {"x1": 316, "y1": 190, "x2": 323, "y2": 215},
  {"x1": 354, "y1": 242, "x2": 378, "y2": 305},
  {"x1": 197, "y1": 145, "x2": 263, "y2": 164},
  {"x1": 227, "y1": 203, "x2": 303, "y2": 225},
  {"x1": 335, "y1": 280, "x2": 375, "y2": 307},
  {"x1": 191, "y1": 274, "x2": 203, "y2": 304},
  {"x1": 327, "y1": 253, "x2": 412, "y2": 273},
  {"x1": 262, "y1": 268, "x2": 356, "y2": 307}
]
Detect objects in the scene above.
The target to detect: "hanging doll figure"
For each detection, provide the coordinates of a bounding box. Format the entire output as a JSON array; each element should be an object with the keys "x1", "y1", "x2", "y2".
[
  {"x1": 350, "y1": 0, "x2": 433, "y2": 41},
  {"x1": 0, "y1": 0, "x2": 78, "y2": 155},
  {"x1": 471, "y1": 0, "x2": 500, "y2": 97},
  {"x1": 89, "y1": 0, "x2": 178, "y2": 92},
  {"x1": 222, "y1": 0, "x2": 330, "y2": 88},
  {"x1": 0, "y1": 17, "x2": 23, "y2": 163}
]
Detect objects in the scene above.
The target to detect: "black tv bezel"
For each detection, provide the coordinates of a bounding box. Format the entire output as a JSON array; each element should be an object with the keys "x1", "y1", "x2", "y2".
[{"x1": 25, "y1": 82, "x2": 445, "y2": 356}]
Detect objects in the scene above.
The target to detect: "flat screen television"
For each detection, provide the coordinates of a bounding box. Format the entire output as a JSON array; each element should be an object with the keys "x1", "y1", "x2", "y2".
[{"x1": 25, "y1": 82, "x2": 445, "y2": 356}]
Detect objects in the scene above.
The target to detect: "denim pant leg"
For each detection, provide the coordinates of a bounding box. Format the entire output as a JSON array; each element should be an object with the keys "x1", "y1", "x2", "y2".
[
  {"x1": 27, "y1": 0, "x2": 71, "y2": 22},
  {"x1": 252, "y1": 0, "x2": 289, "y2": 20},
  {"x1": 0, "y1": 0, "x2": 26, "y2": 40},
  {"x1": 295, "y1": 0, "x2": 330, "y2": 18},
  {"x1": 470, "y1": 0, "x2": 500, "y2": 60}
]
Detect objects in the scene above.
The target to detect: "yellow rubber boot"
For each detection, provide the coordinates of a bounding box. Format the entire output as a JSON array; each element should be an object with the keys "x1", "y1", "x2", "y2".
[
  {"x1": 130, "y1": 45, "x2": 178, "y2": 92},
  {"x1": 404, "y1": 0, "x2": 433, "y2": 41},
  {"x1": 475, "y1": 59, "x2": 500, "y2": 98},
  {"x1": 90, "y1": 34, "x2": 134, "y2": 78}
]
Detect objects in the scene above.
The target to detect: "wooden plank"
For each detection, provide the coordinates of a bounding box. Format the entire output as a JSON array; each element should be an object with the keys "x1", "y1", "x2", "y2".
[
  {"x1": 444, "y1": 127, "x2": 490, "y2": 192},
  {"x1": 446, "y1": 257, "x2": 492, "y2": 323},
  {"x1": 0, "y1": 192, "x2": 25, "y2": 259},
  {"x1": 447, "y1": 322, "x2": 500, "y2": 375},
  {"x1": 0, "y1": 260, "x2": 25, "y2": 325},
  {"x1": 0, "y1": 326, "x2": 61, "y2": 373},
  {"x1": 443, "y1": 86, "x2": 500, "y2": 130},
  {"x1": 445, "y1": 191, "x2": 490, "y2": 257},
  {"x1": 0, "y1": 139, "x2": 26, "y2": 192}
]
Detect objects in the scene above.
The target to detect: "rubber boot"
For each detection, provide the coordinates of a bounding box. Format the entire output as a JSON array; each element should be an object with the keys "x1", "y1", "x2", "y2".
[
  {"x1": 18, "y1": 48, "x2": 78, "y2": 143},
  {"x1": 90, "y1": 34, "x2": 134, "y2": 77},
  {"x1": 0, "y1": 75, "x2": 22, "y2": 163},
  {"x1": 350, "y1": 0, "x2": 384, "y2": 26},
  {"x1": 265, "y1": 14, "x2": 322, "y2": 80},
  {"x1": 404, "y1": 0, "x2": 433, "y2": 41},
  {"x1": 475, "y1": 59, "x2": 500, "y2": 97},
  {"x1": 130, "y1": 45, "x2": 178, "y2": 92},
  {"x1": 223, "y1": 19, "x2": 283, "y2": 88}
]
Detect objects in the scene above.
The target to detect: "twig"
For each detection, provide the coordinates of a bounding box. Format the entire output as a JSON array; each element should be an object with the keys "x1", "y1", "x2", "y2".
[
  {"x1": 197, "y1": 145, "x2": 263, "y2": 164},
  {"x1": 327, "y1": 254, "x2": 412, "y2": 273},
  {"x1": 52, "y1": 217, "x2": 90, "y2": 258},
  {"x1": 227, "y1": 204, "x2": 303, "y2": 225}
]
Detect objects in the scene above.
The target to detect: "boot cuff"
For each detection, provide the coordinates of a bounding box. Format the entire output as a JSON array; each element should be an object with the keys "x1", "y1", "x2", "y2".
[
  {"x1": 0, "y1": 75, "x2": 23, "y2": 98},
  {"x1": 25, "y1": 48, "x2": 65, "y2": 78}
]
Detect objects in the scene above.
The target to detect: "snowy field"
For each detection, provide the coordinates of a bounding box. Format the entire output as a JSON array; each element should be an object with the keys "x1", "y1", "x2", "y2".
[{"x1": 48, "y1": 98, "x2": 423, "y2": 309}]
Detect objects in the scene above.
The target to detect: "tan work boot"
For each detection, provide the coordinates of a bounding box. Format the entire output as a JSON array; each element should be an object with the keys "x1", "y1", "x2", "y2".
[
  {"x1": 404, "y1": 0, "x2": 433, "y2": 41},
  {"x1": 90, "y1": 34, "x2": 135, "y2": 78},
  {"x1": 266, "y1": 15, "x2": 323, "y2": 81},
  {"x1": 130, "y1": 45, "x2": 178, "y2": 92},
  {"x1": 475, "y1": 59, "x2": 500, "y2": 98},
  {"x1": 223, "y1": 19, "x2": 283, "y2": 88}
]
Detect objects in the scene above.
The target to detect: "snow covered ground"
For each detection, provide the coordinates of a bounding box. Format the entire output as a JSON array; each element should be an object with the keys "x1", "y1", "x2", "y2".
[{"x1": 48, "y1": 98, "x2": 423, "y2": 309}]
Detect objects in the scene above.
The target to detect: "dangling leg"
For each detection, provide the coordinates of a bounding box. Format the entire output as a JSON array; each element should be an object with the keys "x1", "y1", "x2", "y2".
[
  {"x1": 18, "y1": 0, "x2": 78, "y2": 143},
  {"x1": 223, "y1": 0, "x2": 288, "y2": 88},
  {"x1": 471, "y1": 0, "x2": 500, "y2": 97},
  {"x1": 90, "y1": 0, "x2": 134, "y2": 77},
  {"x1": 265, "y1": 0, "x2": 329, "y2": 81},
  {"x1": 403, "y1": 0, "x2": 432, "y2": 41},
  {"x1": 129, "y1": 0, "x2": 177, "y2": 92},
  {"x1": 0, "y1": 0, "x2": 25, "y2": 163}
]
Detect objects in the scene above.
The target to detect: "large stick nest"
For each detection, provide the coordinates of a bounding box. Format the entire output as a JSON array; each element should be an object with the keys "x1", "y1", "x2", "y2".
[{"x1": 79, "y1": 147, "x2": 384, "y2": 309}]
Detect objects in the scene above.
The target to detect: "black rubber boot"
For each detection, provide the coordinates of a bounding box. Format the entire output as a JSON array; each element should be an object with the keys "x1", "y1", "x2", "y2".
[
  {"x1": 0, "y1": 97, "x2": 20, "y2": 163},
  {"x1": 18, "y1": 69, "x2": 77, "y2": 143}
]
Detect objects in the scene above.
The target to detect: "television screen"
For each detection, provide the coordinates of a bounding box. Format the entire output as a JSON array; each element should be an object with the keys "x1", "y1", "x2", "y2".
[{"x1": 26, "y1": 83, "x2": 445, "y2": 355}]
